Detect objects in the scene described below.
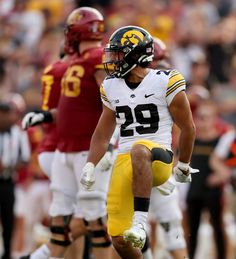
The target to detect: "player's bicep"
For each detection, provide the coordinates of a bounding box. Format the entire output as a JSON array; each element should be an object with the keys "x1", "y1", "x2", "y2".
[{"x1": 169, "y1": 91, "x2": 194, "y2": 130}]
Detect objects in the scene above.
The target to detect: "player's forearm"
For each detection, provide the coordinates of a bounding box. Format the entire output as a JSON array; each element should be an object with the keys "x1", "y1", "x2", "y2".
[
  {"x1": 87, "y1": 131, "x2": 111, "y2": 166},
  {"x1": 178, "y1": 124, "x2": 196, "y2": 163}
]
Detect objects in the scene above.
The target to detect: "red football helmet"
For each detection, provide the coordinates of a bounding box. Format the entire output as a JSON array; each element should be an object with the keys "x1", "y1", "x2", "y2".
[
  {"x1": 153, "y1": 37, "x2": 169, "y2": 61},
  {"x1": 152, "y1": 37, "x2": 170, "y2": 69},
  {"x1": 64, "y1": 7, "x2": 105, "y2": 54}
]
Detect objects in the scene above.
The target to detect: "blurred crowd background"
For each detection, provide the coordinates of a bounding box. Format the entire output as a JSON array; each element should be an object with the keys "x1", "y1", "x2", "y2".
[{"x1": 0, "y1": 0, "x2": 236, "y2": 258}]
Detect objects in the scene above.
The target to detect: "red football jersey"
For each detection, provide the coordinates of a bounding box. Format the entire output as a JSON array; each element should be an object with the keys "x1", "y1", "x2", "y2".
[
  {"x1": 57, "y1": 47, "x2": 104, "y2": 152},
  {"x1": 38, "y1": 59, "x2": 69, "y2": 153}
]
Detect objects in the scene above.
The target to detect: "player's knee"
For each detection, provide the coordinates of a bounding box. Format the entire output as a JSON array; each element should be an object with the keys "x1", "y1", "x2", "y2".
[
  {"x1": 112, "y1": 236, "x2": 129, "y2": 251},
  {"x1": 131, "y1": 144, "x2": 151, "y2": 163},
  {"x1": 50, "y1": 215, "x2": 72, "y2": 247},
  {"x1": 87, "y1": 218, "x2": 111, "y2": 248},
  {"x1": 69, "y1": 218, "x2": 87, "y2": 240},
  {"x1": 160, "y1": 220, "x2": 186, "y2": 251},
  {"x1": 77, "y1": 191, "x2": 106, "y2": 221}
]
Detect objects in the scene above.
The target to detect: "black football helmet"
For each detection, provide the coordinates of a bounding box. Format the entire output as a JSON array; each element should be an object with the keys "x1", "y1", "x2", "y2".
[{"x1": 104, "y1": 26, "x2": 154, "y2": 78}]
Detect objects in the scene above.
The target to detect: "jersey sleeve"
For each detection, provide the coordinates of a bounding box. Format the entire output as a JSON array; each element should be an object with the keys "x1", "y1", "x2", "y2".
[
  {"x1": 41, "y1": 65, "x2": 54, "y2": 111},
  {"x1": 100, "y1": 84, "x2": 114, "y2": 110},
  {"x1": 41, "y1": 61, "x2": 68, "y2": 111},
  {"x1": 166, "y1": 69, "x2": 186, "y2": 105}
]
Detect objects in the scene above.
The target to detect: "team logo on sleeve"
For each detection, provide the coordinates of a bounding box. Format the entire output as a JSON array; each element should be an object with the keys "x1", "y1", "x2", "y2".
[{"x1": 121, "y1": 30, "x2": 144, "y2": 46}]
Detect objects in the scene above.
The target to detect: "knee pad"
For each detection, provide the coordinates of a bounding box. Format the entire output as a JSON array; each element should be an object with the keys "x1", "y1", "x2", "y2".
[
  {"x1": 151, "y1": 147, "x2": 173, "y2": 163},
  {"x1": 160, "y1": 220, "x2": 186, "y2": 251},
  {"x1": 87, "y1": 218, "x2": 111, "y2": 248},
  {"x1": 77, "y1": 191, "x2": 107, "y2": 221},
  {"x1": 50, "y1": 215, "x2": 72, "y2": 247}
]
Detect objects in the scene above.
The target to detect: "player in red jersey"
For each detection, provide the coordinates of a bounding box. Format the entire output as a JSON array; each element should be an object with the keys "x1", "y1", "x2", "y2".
[
  {"x1": 20, "y1": 48, "x2": 76, "y2": 258},
  {"x1": 22, "y1": 44, "x2": 72, "y2": 177},
  {"x1": 38, "y1": 57, "x2": 70, "y2": 176},
  {"x1": 21, "y1": 7, "x2": 113, "y2": 259}
]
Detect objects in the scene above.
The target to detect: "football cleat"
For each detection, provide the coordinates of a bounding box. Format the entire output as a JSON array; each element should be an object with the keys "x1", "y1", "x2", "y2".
[{"x1": 123, "y1": 223, "x2": 146, "y2": 249}]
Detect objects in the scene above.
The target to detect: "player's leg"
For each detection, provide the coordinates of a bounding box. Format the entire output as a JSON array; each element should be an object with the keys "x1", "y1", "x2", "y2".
[
  {"x1": 47, "y1": 151, "x2": 81, "y2": 258},
  {"x1": 22, "y1": 151, "x2": 79, "y2": 259},
  {"x1": 106, "y1": 154, "x2": 143, "y2": 258},
  {"x1": 160, "y1": 220, "x2": 187, "y2": 259},
  {"x1": 19, "y1": 152, "x2": 53, "y2": 259},
  {"x1": 74, "y1": 151, "x2": 112, "y2": 258},
  {"x1": 124, "y1": 140, "x2": 173, "y2": 249},
  {"x1": 12, "y1": 185, "x2": 27, "y2": 258},
  {"x1": 38, "y1": 152, "x2": 55, "y2": 179},
  {"x1": 149, "y1": 186, "x2": 188, "y2": 259},
  {"x1": 64, "y1": 236, "x2": 85, "y2": 259}
]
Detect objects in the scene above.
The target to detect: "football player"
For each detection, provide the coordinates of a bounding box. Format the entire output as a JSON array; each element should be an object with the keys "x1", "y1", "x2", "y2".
[
  {"x1": 80, "y1": 26, "x2": 196, "y2": 258},
  {"x1": 20, "y1": 43, "x2": 79, "y2": 259},
  {"x1": 21, "y1": 7, "x2": 113, "y2": 259},
  {"x1": 148, "y1": 37, "x2": 188, "y2": 259}
]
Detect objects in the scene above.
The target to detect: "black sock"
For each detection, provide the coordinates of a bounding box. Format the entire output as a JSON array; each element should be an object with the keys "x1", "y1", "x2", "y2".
[{"x1": 134, "y1": 197, "x2": 150, "y2": 212}]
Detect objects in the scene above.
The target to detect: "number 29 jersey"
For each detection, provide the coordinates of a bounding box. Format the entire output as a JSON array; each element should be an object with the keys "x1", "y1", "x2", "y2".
[{"x1": 100, "y1": 69, "x2": 186, "y2": 153}]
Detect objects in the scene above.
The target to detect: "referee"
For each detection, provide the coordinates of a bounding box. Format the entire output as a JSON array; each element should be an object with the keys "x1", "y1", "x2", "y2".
[{"x1": 0, "y1": 102, "x2": 30, "y2": 259}]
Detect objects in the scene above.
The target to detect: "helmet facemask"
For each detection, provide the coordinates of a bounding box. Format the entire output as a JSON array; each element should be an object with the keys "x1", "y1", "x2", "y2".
[{"x1": 104, "y1": 45, "x2": 137, "y2": 78}]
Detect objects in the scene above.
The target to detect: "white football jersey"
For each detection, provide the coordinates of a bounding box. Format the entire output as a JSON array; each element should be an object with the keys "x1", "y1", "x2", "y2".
[{"x1": 100, "y1": 69, "x2": 186, "y2": 153}]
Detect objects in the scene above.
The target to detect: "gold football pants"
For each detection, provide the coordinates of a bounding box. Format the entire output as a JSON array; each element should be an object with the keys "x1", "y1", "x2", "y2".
[{"x1": 107, "y1": 139, "x2": 173, "y2": 236}]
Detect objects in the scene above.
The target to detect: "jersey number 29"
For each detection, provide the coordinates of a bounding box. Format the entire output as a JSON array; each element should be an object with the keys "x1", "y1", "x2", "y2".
[{"x1": 116, "y1": 104, "x2": 159, "y2": 137}]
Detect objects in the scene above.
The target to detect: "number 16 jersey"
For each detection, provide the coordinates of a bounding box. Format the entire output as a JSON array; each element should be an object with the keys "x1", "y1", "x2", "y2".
[{"x1": 100, "y1": 69, "x2": 186, "y2": 154}]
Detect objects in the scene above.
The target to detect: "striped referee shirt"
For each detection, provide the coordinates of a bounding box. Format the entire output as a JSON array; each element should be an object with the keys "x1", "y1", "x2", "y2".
[{"x1": 0, "y1": 125, "x2": 30, "y2": 179}]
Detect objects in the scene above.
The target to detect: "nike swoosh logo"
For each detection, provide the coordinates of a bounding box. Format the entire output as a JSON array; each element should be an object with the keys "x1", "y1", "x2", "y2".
[{"x1": 145, "y1": 93, "x2": 154, "y2": 98}]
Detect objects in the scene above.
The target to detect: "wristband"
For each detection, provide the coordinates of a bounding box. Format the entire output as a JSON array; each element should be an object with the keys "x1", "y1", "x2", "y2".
[{"x1": 42, "y1": 111, "x2": 54, "y2": 123}]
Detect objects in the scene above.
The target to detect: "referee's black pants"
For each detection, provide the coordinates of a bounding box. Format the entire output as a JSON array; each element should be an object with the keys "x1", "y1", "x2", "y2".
[{"x1": 0, "y1": 179, "x2": 15, "y2": 259}]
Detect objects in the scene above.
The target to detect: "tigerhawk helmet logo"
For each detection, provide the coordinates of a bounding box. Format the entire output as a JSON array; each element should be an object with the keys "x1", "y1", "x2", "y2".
[{"x1": 121, "y1": 30, "x2": 144, "y2": 46}]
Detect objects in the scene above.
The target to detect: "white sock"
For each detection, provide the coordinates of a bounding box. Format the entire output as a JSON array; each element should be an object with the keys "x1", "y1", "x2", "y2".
[
  {"x1": 31, "y1": 244, "x2": 50, "y2": 259},
  {"x1": 133, "y1": 211, "x2": 148, "y2": 230},
  {"x1": 142, "y1": 247, "x2": 153, "y2": 259}
]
